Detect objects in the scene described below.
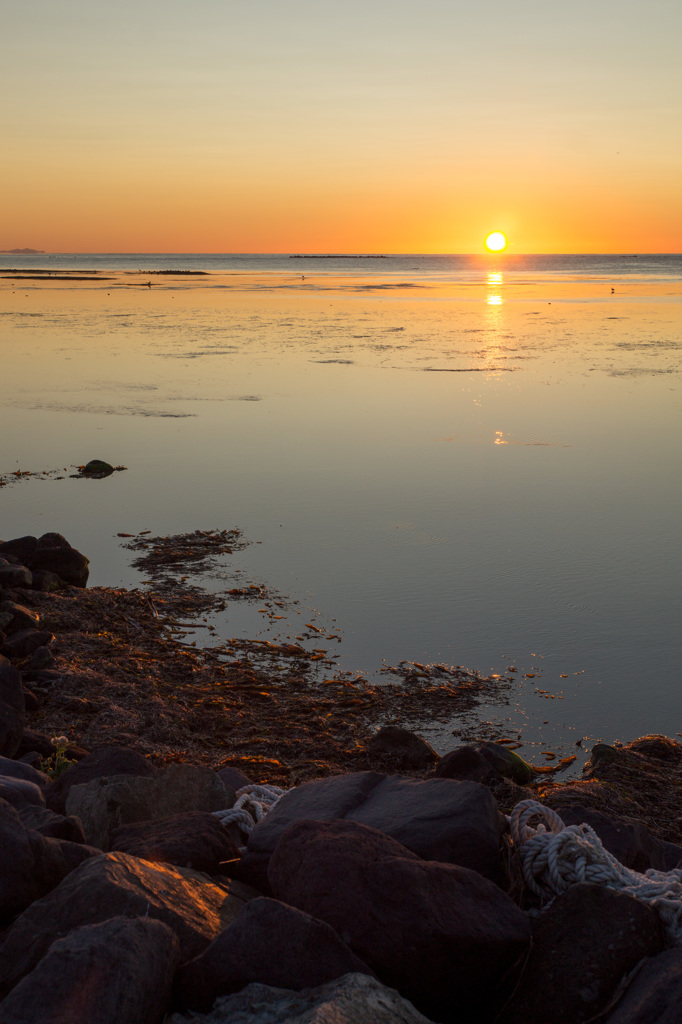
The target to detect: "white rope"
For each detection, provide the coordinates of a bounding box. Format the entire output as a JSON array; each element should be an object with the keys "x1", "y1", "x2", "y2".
[
  {"x1": 510, "y1": 799, "x2": 682, "y2": 943},
  {"x1": 213, "y1": 783, "x2": 288, "y2": 840}
]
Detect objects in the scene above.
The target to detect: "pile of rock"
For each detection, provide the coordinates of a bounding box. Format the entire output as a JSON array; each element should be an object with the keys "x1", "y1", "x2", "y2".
[
  {"x1": 1, "y1": 744, "x2": 682, "y2": 1023},
  {"x1": 0, "y1": 534, "x2": 90, "y2": 764}
]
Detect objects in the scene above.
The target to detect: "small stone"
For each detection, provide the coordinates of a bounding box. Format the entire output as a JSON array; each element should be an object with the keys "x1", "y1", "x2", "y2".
[
  {"x1": 366, "y1": 726, "x2": 440, "y2": 767},
  {"x1": 82, "y1": 460, "x2": 115, "y2": 477}
]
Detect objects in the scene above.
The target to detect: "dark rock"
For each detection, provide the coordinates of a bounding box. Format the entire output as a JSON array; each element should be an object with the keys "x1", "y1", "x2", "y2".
[
  {"x1": 17, "y1": 751, "x2": 43, "y2": 768},
  {"x1": 111, "y1": 811, "x2": 240, "y2": 873},
  {"x1": 603, "y1": 947, "x2": 682, "y2": 1024},
  {"x1": 557, "y1": 805, "x2": 682, "y2": 873},
  {"x1": 0, "y1": 628, "x2": 54, "y2": 659},
  {"x1": 435, "y1": 744, "x2": 496, "y2": 781},
  {"x1": 18, "y1": 804, "x2": 86, "y2": 843},
  {"x1": 366, "y1": 726, "x2": 440, "y2": 767},
  {"x1": 36, "y1": 533, "x2": 71, "y2": 550},
  {"x1": 217, "y1": 764, "x2": 253, "y2": 791},
  {"x1": 176, "y1": 896, "x2": 373, "y2": 1012},
  {"x1": 0, "y1": 564, "x2": 33, "y2": 589},
  {"x1": 15, "y1": 730, "x2": 56, "y2": 759},
  {"x1": 239, "y1": 771, "x2": 506, "y2": 891},
  {"x1": 0, "y1": 776, "x2": 45, "y2": 810},
  {"x1": 82, "y1": 459, "x2": 114, "y2": 477},
  {"x1": 0, "y1": 851, "x2": 259, "y2": 996},
  {"x1": 0, "y1": 798, "x2": 98, "y2": 925},
  {"x1": 0, "y1": 537, "x2": 38, "y2": 563},
  {"x1": 26, "y1": 545, "x2": 89, "y2": 588},
  {"x1": 0, "y1": 601, "x2": 39, "y2": 633},
  {"x1": 45, "y1": 745, "x2": 155, "y2": 814},
  {"x1": 23, "y1": 644, "x2": 54, "y2": 671},
  {"x1": 0, "y1": 756, "x2": 47, "y2": 786},
  {"x1": 0, "y1": 916, "x2": 179, "y2": 1024},
  {"x1": 477, "y1": 742, "x2": 537, "y2": 783},
  {"x1": 269, "y1": 819, "x2": 530, "y2": 1023},
  {"x1": 0, "y1": 703, "x2": 24, "y2": 759},
  {"x1": 30, "y1": 569, "x2": 65, "y2": 592},
  {"x1": 168, "y1": 973, "x2": 432, "y2": 1024},
  {"x1": 0, "y1": 655, "x2": 26, "y2": 711},
  {"x1": 502, "y1": 883, "x2": 663, "y2": 1024},
  {"x1": 66, "y1": 764, "x2": 234, "y2": 849}
]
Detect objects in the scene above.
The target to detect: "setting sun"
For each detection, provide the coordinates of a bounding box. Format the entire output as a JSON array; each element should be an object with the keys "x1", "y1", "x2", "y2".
[{"x1": 485, "y1": 231, "x2": 507, "y2": 252}]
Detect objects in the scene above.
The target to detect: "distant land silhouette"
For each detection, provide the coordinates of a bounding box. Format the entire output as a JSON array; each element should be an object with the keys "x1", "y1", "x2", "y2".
[{"x1": 0, "y1": 248, "x2": 45, "y2": 254}]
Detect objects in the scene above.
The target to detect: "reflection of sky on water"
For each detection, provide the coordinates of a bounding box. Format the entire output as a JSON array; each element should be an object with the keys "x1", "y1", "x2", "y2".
[{"x1": 1, "y1": 267, "x2": 681, "y2": 769}]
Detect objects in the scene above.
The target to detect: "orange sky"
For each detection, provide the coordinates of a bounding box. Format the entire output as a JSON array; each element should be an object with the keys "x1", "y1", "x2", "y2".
[{"x1": 3, "y1": 0, "x2": 681, "y2": 253}]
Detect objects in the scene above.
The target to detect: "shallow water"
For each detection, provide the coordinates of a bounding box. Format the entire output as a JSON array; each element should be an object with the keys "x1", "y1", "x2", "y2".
[{"x1": 1, "y1": 254, "x2": 681, "y2": 769}]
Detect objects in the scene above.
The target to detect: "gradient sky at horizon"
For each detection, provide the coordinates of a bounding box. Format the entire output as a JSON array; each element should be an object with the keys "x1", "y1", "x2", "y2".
[{"x1": 2, "y1": 0, "x2": 681, "y2": 253}]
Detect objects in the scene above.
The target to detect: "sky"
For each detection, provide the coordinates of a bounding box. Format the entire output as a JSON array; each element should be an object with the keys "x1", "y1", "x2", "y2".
[{"x1": 2, "y1": 0, "x2": 681, "y2": 253}]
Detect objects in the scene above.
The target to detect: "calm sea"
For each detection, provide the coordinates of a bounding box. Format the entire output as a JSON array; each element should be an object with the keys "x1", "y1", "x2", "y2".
[{"x1": 1, "y1": 252, "x2": 681, "y2": 768}]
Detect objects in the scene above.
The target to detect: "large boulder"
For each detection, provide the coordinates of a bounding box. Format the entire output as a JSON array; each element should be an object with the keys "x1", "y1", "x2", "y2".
[
  {"x1": 175, "y1": 897, "x2": 373, "y2": 1012},
  {"x1": 168, "y1": 973, "x2": 433, "y2": 1024},
  {"x1": 556, "y1": 804, "x2": 682, "y2": 873},
  {"x1": 268, "y1": 819, "x2": 530, "y2": 1023},
  {"x1": 67, "y1": 764, "x2": 235, "y2": 849},
  {"x1": 0, "y1": 851, "x2": 258, "y2": 997},
  {"x1": 0, "y1": 755, "x2": 46, "y2": 787},
  {"x1": 501, "y1": 883, "x2": 663, "y2": 1024},
  {"x1": 17, "y1": 804, "x2": 86, "y2": 843},
  {"x1": 603, "y1": 948, "x2": 682, "y2": 1024},
  {"x1": 0, "y1": 776, "x2": 45, "y2": 810},
  {"x1": 0, "y1": 916, "x2": 179, "y2": 1024},
  {"x1": 45, "y1": 745, "x2": 155, "y2": 814},
  {"x1": 110, "y1": 810, "x2": 240, "y2": 873},
  {"x1": 26, "y1": 536, "x2": 89, "y2": 588},
  {"x1": 0, "y1": 799, "x2": 98, "y2": 925},
  {"x1": 0, "y1": 538, "x2": 38, "y2": 563},
  {"x1": 0, "y1": 564, "x2": 33, "y2": 590},
  {"x1": 238, "y1": 771, "x2": 506, "y2": 891}
]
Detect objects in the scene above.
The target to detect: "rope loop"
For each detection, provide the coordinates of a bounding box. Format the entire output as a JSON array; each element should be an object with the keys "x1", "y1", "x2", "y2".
[
  {"x1": 510, "y1": 799, "x2": 682, "y2": 944},
  {"x1": 213, "y1": 783, "x2": 289, "y2": 842}
]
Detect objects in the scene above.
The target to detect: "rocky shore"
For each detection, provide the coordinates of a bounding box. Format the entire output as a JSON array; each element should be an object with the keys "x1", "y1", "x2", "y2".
[{"x1": 2, "y1": 533, "x2": 682, "y2": 1023}]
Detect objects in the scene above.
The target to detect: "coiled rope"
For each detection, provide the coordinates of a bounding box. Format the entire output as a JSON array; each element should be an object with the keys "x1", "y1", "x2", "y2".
[
  {"x1": 511, "y1": 799, "x2": 682, "y2": 943},
  {"x1": 213, "y1": 784, "x2": 288, "y2": 842}
]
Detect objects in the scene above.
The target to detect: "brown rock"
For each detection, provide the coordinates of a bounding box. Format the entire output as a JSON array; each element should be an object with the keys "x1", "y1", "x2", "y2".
[
  {"x1": 502, "y1": 883, "x2": 663, "y2": 1024},
  {"x1": 0, "y1": 916, "x2": 179, "y2": 1024},
  {"x1": 0, "y1": 851, "x2": 258, "y2": 996},
  {"x1": 366, "y1": 726, "x2": 440, "y2": 767},
  {"x1": 66, "y1": 764, "x2": 233, "y2": 849},
  {"x1": 239, "y1": 771, "x2": 506, "y2": 892},
  {"x1": 175, "y1": 897, "x2": 374, "y2": 1012},
  {"x1": 45, "y1": 745, "x2": 155, "y2": 814},
  {"x1": 111, "y1": 811, "x2": 240, "y2": 873},
  {"x1": 268, "y1": 818, "x2": 530, "y2": 1023},
  {"x1": 0, "y1": 799, "x2": 98, "y2": 925}
]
